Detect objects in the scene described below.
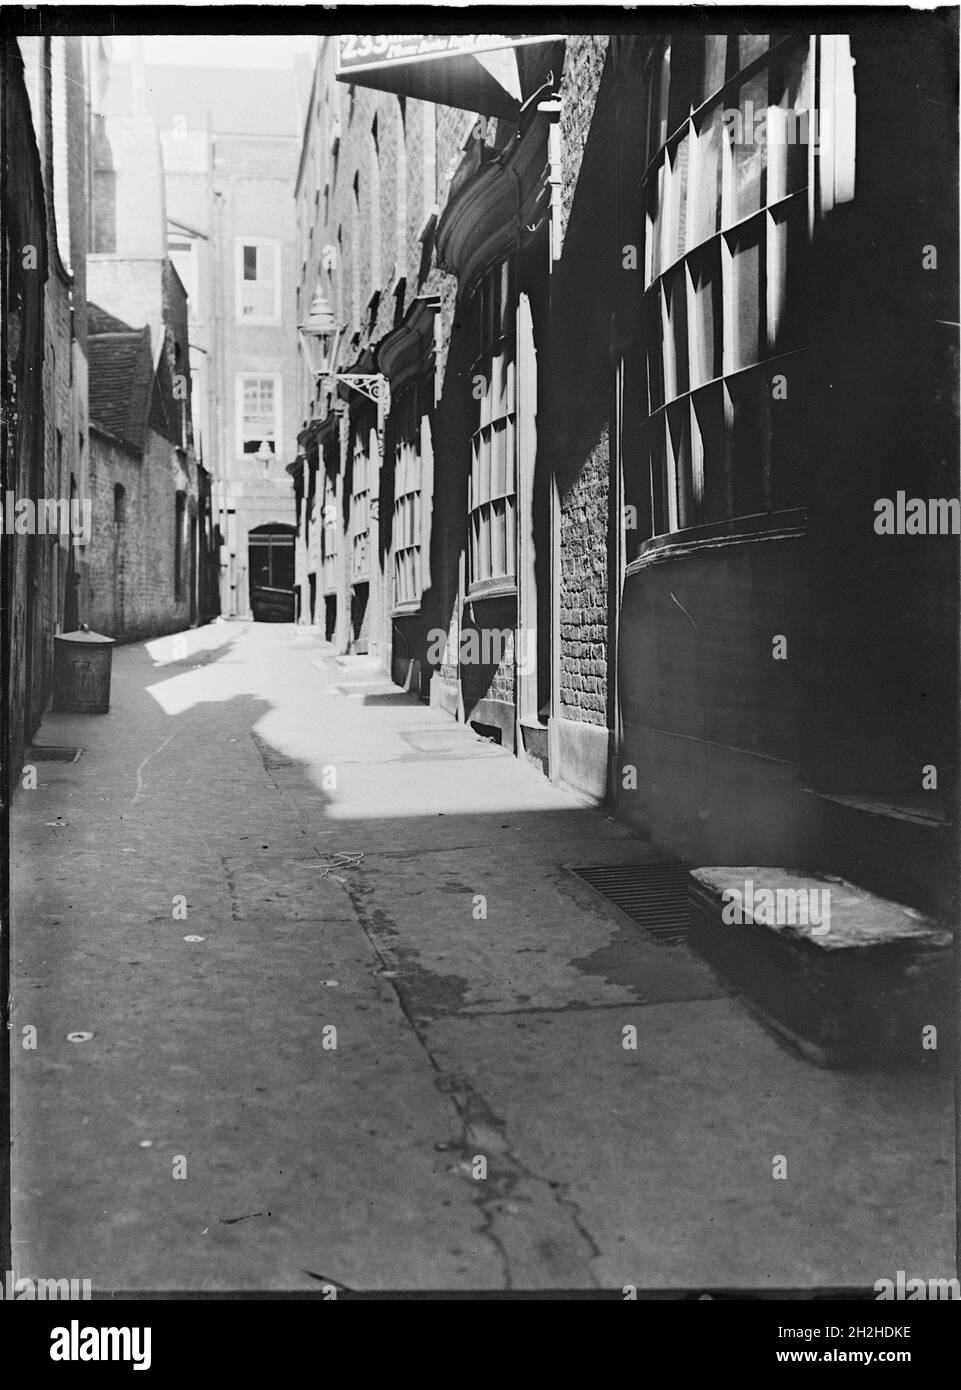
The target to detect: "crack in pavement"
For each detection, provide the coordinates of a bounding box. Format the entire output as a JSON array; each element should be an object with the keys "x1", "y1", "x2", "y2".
[{"x1": 339, "y1": 870, "x2": 602, "y2": 1289}]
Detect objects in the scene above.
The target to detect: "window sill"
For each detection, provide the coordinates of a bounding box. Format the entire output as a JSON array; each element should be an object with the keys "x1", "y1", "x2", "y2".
[
  {"x1": 391, "y1": 600, "x2": 422, "y2": 618},
  {"x1": 627, "y1": 508, "x2": 806, "y2": 575},
  {"x1": 466, "y1": 577, "x2": 518, "y2": 602}
]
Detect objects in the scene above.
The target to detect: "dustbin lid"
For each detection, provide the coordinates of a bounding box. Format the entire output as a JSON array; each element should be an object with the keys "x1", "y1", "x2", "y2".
[{"x1": 56, "y1": 625, "x2": 115, "y2": 645}]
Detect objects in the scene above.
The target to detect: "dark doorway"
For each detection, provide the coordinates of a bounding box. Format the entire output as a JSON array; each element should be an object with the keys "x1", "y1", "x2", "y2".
[{"x1": 248, "y1": 523, "x2": 296, "y2": 622}]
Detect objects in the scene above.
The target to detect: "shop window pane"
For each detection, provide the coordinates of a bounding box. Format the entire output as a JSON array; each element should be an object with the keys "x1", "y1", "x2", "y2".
[
  {"x1": 738, "y1": 34, "x2": 769, "y2": 68},
  {"x1": 646, "y1": 171, "x2": 662, "y2": 287},
  {"x1": 673, "y1": 130, "x2": 690, "y2": 260},
  {"x1": 658, "y1": 155, "x2": 674, "y2": 274},
  {"x1": 690, "y1": 248, "x2": 721, "y2": 388},
  {"x1": 490, "y1": 500, "x2": 505, "y2": 577},
  {"x1": 732, "y1": 71, "x2": 768, "y2": 221},
  {"x1": 693, "y1": 383, "x2": 728, "y2": 522},
  {"x1": 779, "y1": 41, "x2": 814, "y2": 199},
  {"x1": 729, "y1": 369, "x2": 769, "y2": 515},
  {"x1": 729, "y1": 227, "x2": 763, "y2": 372},
  {"x1": 668, "y1": 34, "x2": 701, "y2": 133},
  {"x1": 478, "y1": 426, "x2": 491, "y2": 503},
  {"x1": 701, "y1": 35, "x2": 728, "y2": 104},
  {"x1": 489, "y1": 350, "x2": 505, "y2": 420},
  {"x1": 664, "y1": 268, "x2": 689, "y2": 401},
  {"x1": 690, "y1": 107, "x2": 724, "y2": 247},
  {"x1": 648, "y1": 44, "x2": 671, "y2": 165},
  {"x1": 668, "y1": 400, "x2": 695, "y2": 529},
  {"x1": 768, "y1": 196, "x2": 807, "y2": 354},
  {"x1": 649, "y1": 422, "x2": 668, "y2": 537},
  {"x1": 491, "y1": 421, "x2": 507, "y2": 499},
  {"x1": 646, "y1": 293, "x2": 664, "y2": 412},
  {"x1": 478, "y1": 504, "x2": 491, "y2": 580}
]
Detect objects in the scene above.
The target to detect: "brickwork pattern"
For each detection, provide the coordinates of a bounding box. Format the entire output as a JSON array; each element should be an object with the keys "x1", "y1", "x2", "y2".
[
  {"x1": 84, "y1": 430, "x2": 195, "y2": 642},
  {"x1": 559, "y1": 431, "x2": 609, "y2": 726}
]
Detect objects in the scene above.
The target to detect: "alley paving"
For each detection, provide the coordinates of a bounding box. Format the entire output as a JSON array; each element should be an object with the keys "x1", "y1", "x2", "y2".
[{"x1": 11, "y1": 623, "x2": 955, "y2": 1292}]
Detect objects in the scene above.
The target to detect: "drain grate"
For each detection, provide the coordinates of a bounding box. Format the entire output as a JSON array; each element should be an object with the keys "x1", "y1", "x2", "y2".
[
  {"x1": 571, "y1": 862, "x2": 693, "y2": 943},
  {"x1": 26, "y1": 745, "x2": 84, "y2": 763}
]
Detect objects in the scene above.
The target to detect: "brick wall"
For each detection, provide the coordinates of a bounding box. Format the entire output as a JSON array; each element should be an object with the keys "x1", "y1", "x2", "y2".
[
  {"x1": 3, "y1": 45, "x2": 49, "y2": 774},
  {"x1": 559, "y1": 433, "x2": 609, "y2": 725},
  {"x1": 558, "y1": 37, "x2": 610, "y2": 241},
  {"x1": 550, "y1": 38, "x2": 617, "y2": 736},
  {"x1": 83, "y1": 428, "x2": 196, "y2": 642}
]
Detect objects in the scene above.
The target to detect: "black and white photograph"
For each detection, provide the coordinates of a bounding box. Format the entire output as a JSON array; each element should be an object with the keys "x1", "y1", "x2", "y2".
[{"x1": 0, "y1": 0, "x2": 958, "y2": 1343}]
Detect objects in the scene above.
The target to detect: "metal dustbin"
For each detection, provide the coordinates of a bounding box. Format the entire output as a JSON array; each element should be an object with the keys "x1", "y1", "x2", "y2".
[{"x1": 53, "y1": 625, "x2": 116, "y2": 713}]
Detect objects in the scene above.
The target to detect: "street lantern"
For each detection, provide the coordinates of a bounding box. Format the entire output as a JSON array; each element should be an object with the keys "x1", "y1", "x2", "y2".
[
  {"x1": 298, "y1": 291, "x2": 340, "y2": 380},
  {"x1": 254, "y1": 439, "x2": 274, "y2": 474}
]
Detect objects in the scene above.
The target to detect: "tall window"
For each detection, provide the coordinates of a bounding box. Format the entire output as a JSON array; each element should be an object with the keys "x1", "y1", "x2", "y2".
[
  {"x1": 392, "y1": 384, "x2": 423, "y2": 607},
  {"x1": 468, "y1": 259, "x2": 516, "y2": 588},
  {"x1": 638, "y1": 33, "x2": 818, "y2": 543},
  {"x1": 350, "y1": 415, "x2": 372, "y2": 581},
  {"x1": 237, "y1": 374, "x2": 280, "y2": 455},
  {"x1": 236, "y1": 239, "x2": 280, "y2": 322},
  {"x1": 322, "y1": 467, "x2": 339, "y2": 595}
]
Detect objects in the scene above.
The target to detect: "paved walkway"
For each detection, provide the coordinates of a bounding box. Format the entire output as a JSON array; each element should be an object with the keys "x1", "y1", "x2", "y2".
[{"x1": 10, "y1": 623, "x2": 955, "y2": 1292}]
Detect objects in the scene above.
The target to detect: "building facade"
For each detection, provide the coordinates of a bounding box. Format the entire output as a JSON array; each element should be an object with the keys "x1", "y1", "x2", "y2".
[
  {"x1": 3, "y1": 34, "x2": 213, "y2": 784},
  {"x1": 3, "y1": 35, "x2": 91, "y2": 776},
  {"x1": 83, "y1": 60, "x2": 204, "y2": 641},
  {"x1": 104, "y1": 50, "x2": 301, "y2": 621},
  {"x1": 291, "y1": 22, "x2": 958, "y2": 928}
]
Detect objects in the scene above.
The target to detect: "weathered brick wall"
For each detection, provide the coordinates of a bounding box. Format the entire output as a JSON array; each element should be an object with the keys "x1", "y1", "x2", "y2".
[
  {"x1": 83, "y1": 429, "x2": 196, "y2": 642},
  {"x1": 41, "y1": 31, "x2": 80, "y2": 679},
  {"x1": 3, "y1": 45, "x2": 49, "y2": 775},
  {"x1": 558, "y1": 36, "x2": 610, "y2": 242},
  {"x1": 551, "y1": 37, "x2": 616, "y2": 733},
  {"x1": 559, "y1": 433, "x2": 609, "y2": 725}
]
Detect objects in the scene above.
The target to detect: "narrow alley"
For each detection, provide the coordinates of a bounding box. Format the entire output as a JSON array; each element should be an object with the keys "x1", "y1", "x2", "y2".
[{"x1": 11, "y1": 624, "x2": 953, "y2": 1293}]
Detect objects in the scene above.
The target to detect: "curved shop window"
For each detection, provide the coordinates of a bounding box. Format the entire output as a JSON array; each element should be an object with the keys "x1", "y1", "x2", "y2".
[
  {"x1": 391, "y1": 382, "x2": 425, "y2": 609},
  {"x1": 637, "y1": 32, "x2": 835, "y2": 547},
  {"x1": 468, "y1": 258, "x2": 517, "y2": 590}
]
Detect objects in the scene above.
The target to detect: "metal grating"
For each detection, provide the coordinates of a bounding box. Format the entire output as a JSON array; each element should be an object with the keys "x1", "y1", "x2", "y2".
[
  {"x1": 26, "y1": 745, "x2": 84, "y2": 762},
  {"x1": 571, "y1": 862, "x2": 692, "y2": 943}
]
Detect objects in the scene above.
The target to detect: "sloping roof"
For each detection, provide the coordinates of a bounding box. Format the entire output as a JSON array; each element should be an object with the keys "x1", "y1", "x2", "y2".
[
  {"x1": 88, "y1": 325, "x2": 154, "y2": 453},
  {"x1": 87, "y1": 302, "x2": 136, "y2": 336}
]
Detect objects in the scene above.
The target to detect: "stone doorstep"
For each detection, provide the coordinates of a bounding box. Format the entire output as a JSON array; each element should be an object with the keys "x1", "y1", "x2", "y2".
[{"x1": 687, "y1": 868, "x2": 955, "y2": 1070}]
